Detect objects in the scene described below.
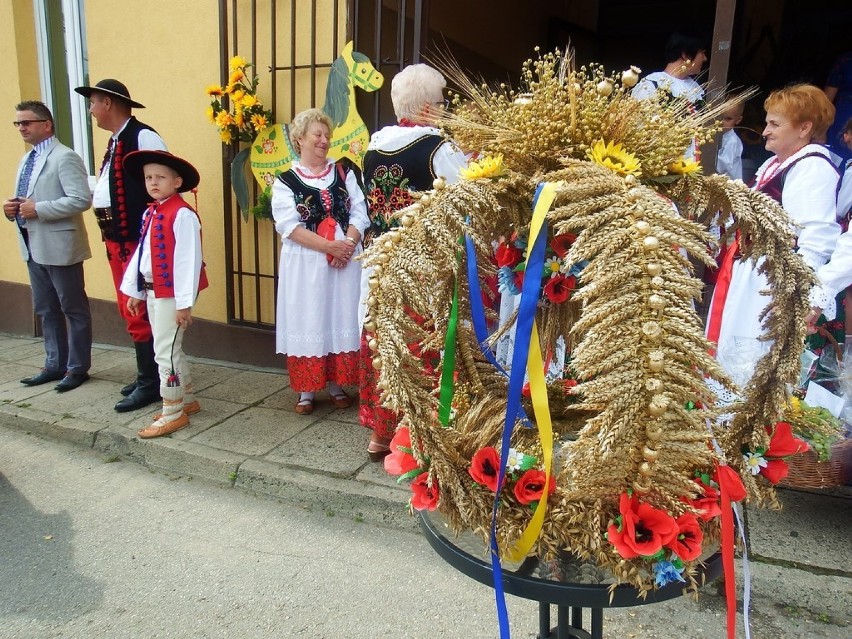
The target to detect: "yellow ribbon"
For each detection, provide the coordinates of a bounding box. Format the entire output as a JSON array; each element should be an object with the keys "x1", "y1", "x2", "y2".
[{"x1": 505, "y1": 182, "x2": 558, "y2": 562}]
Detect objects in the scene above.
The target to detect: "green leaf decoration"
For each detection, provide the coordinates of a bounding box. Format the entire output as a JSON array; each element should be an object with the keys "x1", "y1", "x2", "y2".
[
  {"x1": 269, "y1": 129, "x2": 277, "y2": 140},
  {"x1": 254, "y1": 145, "x2": 263, "y2": 154},
  {"x1": 519, "y1": 454, "x2": 537, "y2": 471},
  {"x1": 231, "y1": 147, "x2": 251, "y2": 219},
  {"x1": 397, "y1": 467, "x2": 426, "y2": 484}
]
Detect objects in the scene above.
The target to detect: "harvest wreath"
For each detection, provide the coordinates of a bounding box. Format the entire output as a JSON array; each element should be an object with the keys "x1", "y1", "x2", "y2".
[{"x1": 361, "y1": 49, "x2": 815, "y2": 596}]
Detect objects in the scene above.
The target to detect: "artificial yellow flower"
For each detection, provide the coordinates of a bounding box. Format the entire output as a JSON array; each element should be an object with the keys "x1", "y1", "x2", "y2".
[
  {"x1": 229, "y1": 71, "x2": 244, "y2": 86},
  {"x1": 229, "y1": 55, "x2": 248, "y2": 70},
  {"x1": 240, "y1": 94, "x2": 258, "y2": 108},
  {"x1": 587, "y1": 140, "x2": 642, "y2": 177},
  {"x1": 460, "y1": 153, "x2": 505, "y2": 180},
  {"x1": 205, "y1": 84, "x2": 224, "y2": 97},
  {"x1": 205, "y1": 105, "x2": 216, "y2": 123},
  {"x1": 219, "y1": 129, "x2": 234, "y2": 143},
  {"x1": 788, "y1": 396, "x2": 803, "y2": 415},
  {"x1": 668, "y1": 159, "x2": 702, "y2": 175},
  {"x1": 250, "y1": 113, "x2": 269, "y2": 130},
  {"x1": 231, "y1": 89, "x2": 246, "y2": 103},
  {"x1": 234, "y1": 107, "x2": 245, "y2": 128},
  {"x1": 215, "y1": 110, "x2": 234, "y2": 128}
]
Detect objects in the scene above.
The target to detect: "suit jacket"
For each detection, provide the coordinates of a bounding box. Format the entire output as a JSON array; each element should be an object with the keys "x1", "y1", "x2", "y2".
[{"x1": 12, "y1": 139, "x2": 92, "y2": 265}]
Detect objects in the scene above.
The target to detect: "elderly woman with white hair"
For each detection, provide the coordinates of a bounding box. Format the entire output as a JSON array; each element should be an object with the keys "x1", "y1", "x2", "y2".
[
  {"x1": 272, "y1": 108, "x2": 370, "y2": 415},
  {"x1": 359, "y1": 63, "x2": 468, "y2": 461}
]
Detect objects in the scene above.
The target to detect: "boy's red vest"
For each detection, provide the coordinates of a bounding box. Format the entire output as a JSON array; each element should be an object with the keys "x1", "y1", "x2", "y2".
[{"x1": 139, "y1": 195, "x2": 208, "y2": 298}]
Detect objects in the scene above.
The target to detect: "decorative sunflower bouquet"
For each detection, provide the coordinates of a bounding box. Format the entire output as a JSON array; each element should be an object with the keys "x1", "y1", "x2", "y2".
[
  {"x1": 362, "y1": 47, "x2": 815, "y2": 595},
  {"x1": 205, "y1": 55, "x2": 273, "y2": 145}
]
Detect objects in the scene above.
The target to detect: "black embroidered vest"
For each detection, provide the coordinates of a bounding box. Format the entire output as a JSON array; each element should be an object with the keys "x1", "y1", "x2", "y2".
[
  {"x1": 362, "y1": 134, "x2": 444, "y2": 244},
  {"x1": 103, "y1": 117, "x2": 158, "y2": 243},
  {"x1": 276, "y1": 163, "x2": 352, "y2": 233}
]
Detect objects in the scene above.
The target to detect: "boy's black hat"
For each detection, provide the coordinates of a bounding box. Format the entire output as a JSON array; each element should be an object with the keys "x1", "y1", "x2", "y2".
[
  {"x1": 74, "y1": 79, "x2": 146, "y2": 109},
  {"x1": 123, "y1": 150, "x2": 200, "y2": 193}
]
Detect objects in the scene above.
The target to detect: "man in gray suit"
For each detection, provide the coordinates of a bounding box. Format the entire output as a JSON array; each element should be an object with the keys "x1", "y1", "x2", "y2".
[{"x1": 3, "y1": 101, "x2": 93, "y2": 392}]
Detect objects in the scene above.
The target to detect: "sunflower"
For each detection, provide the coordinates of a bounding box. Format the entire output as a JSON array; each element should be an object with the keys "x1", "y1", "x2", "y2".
[
  {"x1": 587, "y1": 140, "x2": 642, "y2": 177},
  {"x1": 460, "y1": 154, "x2": 505, "y2": 180},
  {"x1": 205, "y1": 84, "x2": 224, "y2": 97},
  {"x1": 229, "y1": 55, "x2": 248, "y2": 70},
  {"x1": 205, "y1": 105, "x2": 216, "y2": 123},
  {"x1": 250, "y1": 113, "x2": 269, "y2": 130},
  {"x1": 240, "y1": 94, "x2": 258, "y2": 108},
  {"x1": 219, "y1": 129, "x2": 234, "y2": 143},
  {"x1": 668, "y1": 159, "x2": 702, "y2": 175},
  {"x1": 229, "y1": 70, "x2": 244, "y2": 86},
  {"x1": 234, "y1": 107, "x2": 245, "y2": 128}
]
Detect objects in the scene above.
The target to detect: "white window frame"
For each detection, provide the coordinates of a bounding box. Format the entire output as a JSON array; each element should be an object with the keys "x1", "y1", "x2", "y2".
[{"x1": 33, "y1": 0, "x2": 92, "y2": 173}]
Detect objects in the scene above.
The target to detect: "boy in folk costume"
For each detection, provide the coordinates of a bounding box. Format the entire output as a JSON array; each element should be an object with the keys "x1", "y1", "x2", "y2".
[{"x1": 119, "y1": 150, "x2": 207, "y2": 438}]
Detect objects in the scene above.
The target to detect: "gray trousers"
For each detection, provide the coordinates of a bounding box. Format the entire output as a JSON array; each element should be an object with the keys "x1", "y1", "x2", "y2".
[{"x1": 26, "y1": 260, "x2": 92, "y2": 374}]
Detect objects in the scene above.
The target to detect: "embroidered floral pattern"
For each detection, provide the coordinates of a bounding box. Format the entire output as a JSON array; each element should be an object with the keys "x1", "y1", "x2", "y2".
[
  {"x1": 287, "y1": 351, "x2": 358, "y2": 392},
  {"x1": 365, "y1": 163, "x2": 414, "y2": 243}
]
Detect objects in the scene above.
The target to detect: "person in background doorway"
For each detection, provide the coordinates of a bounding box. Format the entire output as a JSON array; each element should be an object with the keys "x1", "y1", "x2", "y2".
[{"x1": 716, "y1": 101, "x2": 744, "y2": 181}]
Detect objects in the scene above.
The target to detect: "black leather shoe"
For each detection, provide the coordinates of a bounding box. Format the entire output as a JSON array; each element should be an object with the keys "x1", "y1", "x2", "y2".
[
  {"x1": 55, "y1": 373, "x2": 90, "y2": 393},
  {"x1": 114, "y1": 387, "x2": 160, "y2": 413},
  {"x1": 21, "y1": 369, "x2": 65, "y2": 386},
  {"x1": 120, "y1": 381, "x2": 137, "y2": 396}
]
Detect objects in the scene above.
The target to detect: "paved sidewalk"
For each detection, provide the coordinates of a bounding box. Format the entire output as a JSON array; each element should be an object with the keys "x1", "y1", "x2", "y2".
[
  {"x1": 0, "y1": 332, "x2": 411, "y2": 528},
  {"x1": 1, "y1": 331, "x2": 850, "y2": 631}
]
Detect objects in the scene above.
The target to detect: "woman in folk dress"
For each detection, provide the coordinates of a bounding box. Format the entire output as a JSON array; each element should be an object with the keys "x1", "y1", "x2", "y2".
[{"x1": 272, "y1": 109, "x2": 370, "y2": 414}]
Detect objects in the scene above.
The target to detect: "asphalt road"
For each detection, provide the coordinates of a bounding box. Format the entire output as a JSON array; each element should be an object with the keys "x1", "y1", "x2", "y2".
[{"x1": 1, "y1": 422, "x2": 849, "y2": 639}]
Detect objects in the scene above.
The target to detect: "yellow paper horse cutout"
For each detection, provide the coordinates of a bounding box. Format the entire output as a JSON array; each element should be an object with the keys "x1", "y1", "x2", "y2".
[{"x1": 250, "y1": 41, "x2": 383, "y2": 188}]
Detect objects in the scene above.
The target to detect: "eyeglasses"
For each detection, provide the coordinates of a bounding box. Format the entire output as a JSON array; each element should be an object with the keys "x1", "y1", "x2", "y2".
[{"x1": 12, "y1": 120, "x2": 48, "y2": 128}]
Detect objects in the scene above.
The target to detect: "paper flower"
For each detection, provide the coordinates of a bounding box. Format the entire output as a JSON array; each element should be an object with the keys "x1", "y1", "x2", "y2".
[
  {"x1": 668, "y1": 159, "x2": 702, "y2": 175},
  {"x1": 544, "y1": 257, "x2": 562, "y2": 276},
  {"x1": 495, "y1": 241, "x2": 523, "y2": 268},
  {"x1": 410, "y1": 472, "x2": 440, "y2": 510},
  {"x1": 653, "y1": 559, "x2": 686, "y2": 587},
  {"x1": 543, "y1": 273, "x2": 575, "y2": 304},
  {"x1": 513, "y1": 469, "x2": 556, "y2": 505},
  {"x1": 384, "y1": 427, "x2": 418, "y2": 476},
  {"x1": 550, "y1": 234, "x2": 576, "y2": 258},
  {"x1": 469, "y1": 447, "x2": 502, "y2": 491},
  {"x1": 607, "y1": 492, "x2": 678, "y2": 559},
  {"x1": 497, "y1": 266, "x2": 521, "y2": 295},
  {"x1": 587, "y1": 140, "x2": 641, "y2": 177},
  {"x1": 460, "y1": 153, "x2": 505, "y2": 180},
  {"x1": 689, "y1": 477, "x2": 722, "y2": 521},
  {"x1": 665, "y1": 513, "x2": 703, "y2": 561},
  {"x1": 743, "y1": 451, "x2": 768, "y2": 475}
]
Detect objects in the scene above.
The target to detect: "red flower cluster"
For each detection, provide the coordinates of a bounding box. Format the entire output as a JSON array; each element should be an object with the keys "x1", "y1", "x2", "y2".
[
  {"x1": 496, "y1": 242, "x2": 523, "y2": 268},
  {"x1": 468, "y1": 447, "x2": 555, "y2": 506}
]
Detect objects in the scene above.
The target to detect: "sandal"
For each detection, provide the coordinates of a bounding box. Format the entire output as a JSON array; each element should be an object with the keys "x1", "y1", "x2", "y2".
[
  {"x1": 330, "y1": 390, "x2": 353, "y2": 409},
  {"x1": 294, "y1": 398, "x2": 314, "y2": 415},
  {"x1": 367, "y1": 439, "x2": 391, "y2": 463}
]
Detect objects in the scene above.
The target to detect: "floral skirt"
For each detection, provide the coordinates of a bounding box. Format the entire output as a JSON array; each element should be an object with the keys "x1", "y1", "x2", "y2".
[
  {"x1": 358, "y1": 333, "x2": 398, "y2": 440},
  {"x1": 287, "y1": 351, "x2": 359, "y2": 392}
]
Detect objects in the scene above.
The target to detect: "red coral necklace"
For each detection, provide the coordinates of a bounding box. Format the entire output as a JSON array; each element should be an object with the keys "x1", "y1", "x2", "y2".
[{"x1": 296, "y1": 162, "x2": 333, "y2": 180}]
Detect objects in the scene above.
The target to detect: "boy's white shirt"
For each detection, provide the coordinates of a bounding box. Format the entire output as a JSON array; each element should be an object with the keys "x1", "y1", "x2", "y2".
[
  {"x1": 120, "y1": 195, "x2": 202, "y2": 310},
  {"x1": 716, "y1": 128, "x2": 743, "y2": 181}
]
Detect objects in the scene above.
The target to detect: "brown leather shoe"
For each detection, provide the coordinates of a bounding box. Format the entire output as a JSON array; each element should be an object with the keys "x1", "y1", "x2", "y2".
[
  {"x1": 137, "y1": 413, "x2": 190, "y2": 439},
  {"x1": 294, "y1": 399, "x2": 314, "y2": 415},
  {"x1": 330, "y1": 391, "x2": 353, "y2": 409}
]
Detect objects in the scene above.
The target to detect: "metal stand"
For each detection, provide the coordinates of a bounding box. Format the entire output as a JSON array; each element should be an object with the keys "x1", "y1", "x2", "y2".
[{"x1": 419, "y1": 511, "x2": 723, "y2": 639}]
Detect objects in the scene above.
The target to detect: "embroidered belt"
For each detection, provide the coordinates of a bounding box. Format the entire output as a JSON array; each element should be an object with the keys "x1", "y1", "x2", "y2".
[{"x1": 93, "y1": 207, "x2": 113, "y2": 235}]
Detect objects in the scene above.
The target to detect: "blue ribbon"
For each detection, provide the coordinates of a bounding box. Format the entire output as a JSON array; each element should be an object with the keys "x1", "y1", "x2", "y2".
[{"x1": 487, "y1": 183, "x2": 549, "y2": 639}]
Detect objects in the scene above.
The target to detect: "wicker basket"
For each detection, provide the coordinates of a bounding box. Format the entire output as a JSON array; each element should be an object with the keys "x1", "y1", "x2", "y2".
[
  {"x1": 781, "y1": 438, "x2": 852, "y2": 489},
  {"x1": 783, "y1": 328, "x2": 852, "y2": 489}
]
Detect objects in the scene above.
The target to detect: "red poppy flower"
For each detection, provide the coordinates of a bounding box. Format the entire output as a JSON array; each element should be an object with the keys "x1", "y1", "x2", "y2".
[
  {"x1": 550, "y1": 233, "x2": 576, "y2": 258},
  {"x1": 666, "y1": 513, "x2": 704, "y2": 561},
  {"x1": 513, "y1": 469, "x2": 556, "y2": 505},
  {"x1": 543, "y1": 274, "x2": 575, "y2": 304},
  {"x1": 607, "y1": 492, "x2": 678, "y2": 559},
  {"x1": 468, "y1": 447, "x2": 502, "y2": 491},
  {"x1": 759, "y1": 458, "x2": 790, "y2": 484},
  {"x1": 714, "y1": 464, "x2": 747, "y2": 502},
  {"x1": 410, "y1": 472, "x2": 440, "y2": 510},
  {"x1": 496, "y1": 242, "x2": 523, "y2": 268},
  {"x1": 765, "y1": 421, "x2": 809, "y2": 458},
  {"x1": 690, "y1": 478, "x2": 722, "y2": 521},
  {"x1": 384, "y1": 427, "x2": 418, "y2": 476}
]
